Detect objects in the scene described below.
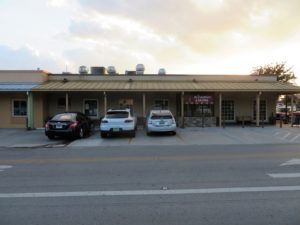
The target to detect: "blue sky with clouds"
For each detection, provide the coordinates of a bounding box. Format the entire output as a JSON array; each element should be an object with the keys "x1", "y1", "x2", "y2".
[{"x1": 0, "y1": 0, "x2": 300, "y2": 78}]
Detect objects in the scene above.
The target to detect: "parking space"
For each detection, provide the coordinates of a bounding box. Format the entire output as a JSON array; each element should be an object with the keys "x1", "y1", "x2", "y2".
[
  {"x1": 1, "y1": 126, "x2": 300, "y2": 148},
  {"x1": 69, "y1": 126, "x2": 300, "y2": 147}
]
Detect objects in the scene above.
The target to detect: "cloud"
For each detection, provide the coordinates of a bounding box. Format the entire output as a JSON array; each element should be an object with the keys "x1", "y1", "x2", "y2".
[
  {"x1": 65, "y1": 12, "x2": 191, "y2": 72},
  {"x1": 0, "y1": 45, "x2": 65, "y2": 72},
  {"x1": 76, "y1": 0, "x2": 300, "y2": 53}
]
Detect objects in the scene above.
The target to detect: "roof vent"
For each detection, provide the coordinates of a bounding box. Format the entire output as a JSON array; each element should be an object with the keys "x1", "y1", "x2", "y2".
[
  {"x1": 136, "y1": 64, "x2": 145, "y2": 75},
  {"x1": 158, "y1": 68, "x2": 166, "y2": 75},
  {"x1": 91, "y1": 67, "x2": 106, "y2": 75},
  {"x1": 79, "y1": 65, "x2": 89, "y2": 75},
  {"x1": 107, "y1": 66, "x2": 116, "y2": 75},
  {"x1": 125, "y1": 70, "x2": 136, "y2": 76}
]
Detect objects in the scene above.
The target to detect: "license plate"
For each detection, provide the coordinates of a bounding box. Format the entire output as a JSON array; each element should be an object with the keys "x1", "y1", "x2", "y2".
[
  {"x1": 112, "y1": 128, "x2": 120, "y2": 132},
  {"x1": 56, "y1": 124, "x2": 62, "y2": 129},
  {"x1": 159, "y1": 120, "x2": 165, "y2": 125}
]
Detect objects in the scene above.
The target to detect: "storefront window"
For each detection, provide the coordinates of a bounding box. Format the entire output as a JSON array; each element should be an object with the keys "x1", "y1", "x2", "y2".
[
  {"x1": 154, "y1": 99, "x2": 169, "y2": 109},
  {"x1": 222, "y1": 100, "x2": 234, "y2": 121},
  {"x1": 57, "y1": 97, "x2": 71, "y2": 108},
  {"x1": 12, "y1": 99, "x2": 27, "y2": 116},
  {"x1": 184, "y1": 94, "x2": 214, "y2": 117}
]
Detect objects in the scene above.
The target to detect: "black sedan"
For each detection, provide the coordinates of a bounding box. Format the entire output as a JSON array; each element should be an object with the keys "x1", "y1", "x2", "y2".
[{"x1": 45, "y1": 112, "x2": 92, "y2": 140}]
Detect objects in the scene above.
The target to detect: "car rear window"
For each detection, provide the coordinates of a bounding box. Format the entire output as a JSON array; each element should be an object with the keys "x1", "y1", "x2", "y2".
[
  {"x1": 106, "y1": 111, "x2": 129, "y2": 118},
  {"x1": 51, "y1": 113, "x2": 76, "y2": 121},
  {"x1": 151, "y1": 114, "x2": 173, "y2": 120}
]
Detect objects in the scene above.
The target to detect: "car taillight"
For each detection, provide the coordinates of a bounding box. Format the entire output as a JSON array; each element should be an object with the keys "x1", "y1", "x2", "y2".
[
  {"x1": 124, "y1": 119, "x2": 133, "y2": 123},
  {"x1": 101, "y1": 120, "x2": 108, "y2": 123},
  {"x1": 69, "y1": 121, "x2": 78, "y2": 128},
  {"x1": 148, "y1": 120, "x2": 152, "y2": 124},
  {"x1": 172, "y1": 119, "x2": 176, "y2": 124},
  {"x1": 45, "y1": 122, "x2": 50, "y2": 129}
]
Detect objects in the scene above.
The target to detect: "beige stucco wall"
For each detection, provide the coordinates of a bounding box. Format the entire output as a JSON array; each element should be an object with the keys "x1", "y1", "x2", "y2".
[
  {"x1": 0, "y1": 70, "x2": 48, "y2": 83},
  {"x1": 43, "y1": 91, "x2": 279, "y2": 126},
  {"x1": 215, "y1": 92, "x2": 278, "y2": 122},
  {"x1": 0, "y1": 93, "x2": 27, "y2": 128}
]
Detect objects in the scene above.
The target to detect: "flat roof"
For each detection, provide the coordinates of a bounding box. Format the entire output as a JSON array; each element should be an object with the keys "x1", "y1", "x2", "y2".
[{"x1": 0, "y1": 83, "x2": 39, "y2": 92}]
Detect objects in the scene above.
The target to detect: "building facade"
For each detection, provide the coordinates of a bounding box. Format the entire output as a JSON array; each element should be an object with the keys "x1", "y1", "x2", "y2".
[{"x1": 1, "y1": 70, "x2": 300, "y2": 129}]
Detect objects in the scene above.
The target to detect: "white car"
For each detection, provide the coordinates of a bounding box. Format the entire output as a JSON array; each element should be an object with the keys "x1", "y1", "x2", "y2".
[
  {"x1": 100, "y1": 109, "x2": 137, "y2": 138},
  {"x1": 146, "y1": 110, "x2": 176, "y2": 135}
]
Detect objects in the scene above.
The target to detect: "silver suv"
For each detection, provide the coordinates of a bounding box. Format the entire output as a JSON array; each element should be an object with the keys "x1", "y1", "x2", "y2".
[
  {"x1": 146, "y1": 110, "x2": 176, "y2": 135},
  {"x1": 100, "y1": 108, "x2": 137, "y2": 138}
]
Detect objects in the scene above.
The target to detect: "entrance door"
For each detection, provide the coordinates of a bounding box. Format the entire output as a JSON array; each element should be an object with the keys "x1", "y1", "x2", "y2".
[{"x1": 84, "y1": 99, "x2": 98, "y2": 118}]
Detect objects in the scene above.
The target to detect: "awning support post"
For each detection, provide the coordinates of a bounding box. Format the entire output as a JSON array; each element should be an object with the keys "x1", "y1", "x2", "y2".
[
  {"x1": 219, "y1": 93, "x2": 222, "y2": 127},
  {"x1": 181, "y1": 92, "x2": 184, "y2": 128},
  {"x1": 256, "y1": 92, "x2": 261, "y2": 127}
]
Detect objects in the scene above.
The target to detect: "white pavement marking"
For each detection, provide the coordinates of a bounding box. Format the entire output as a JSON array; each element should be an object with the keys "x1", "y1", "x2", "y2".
[
  {"x1": 0, "y1": 165, "x2": 13, "y2": 172},
  {"x1": 282, "y1": 132, "x2": 291, "y2": 140},
  {"x1": 290, "y1": 134, "x2": 300, "y2": 142},
  {"x1": 1, "y1": 186, "x2": 300, "y2": 198},
  {"x1": 267, "y1": 173, "x2": 300, "y2": 178},
  {"x1": 280, "y1": 158, "x2": 300, "y2": 166}
]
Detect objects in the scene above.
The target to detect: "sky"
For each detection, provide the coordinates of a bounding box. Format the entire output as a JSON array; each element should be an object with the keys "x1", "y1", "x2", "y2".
[{"x1": 0, "y1": 0, "x2": 300, "y2": 79}]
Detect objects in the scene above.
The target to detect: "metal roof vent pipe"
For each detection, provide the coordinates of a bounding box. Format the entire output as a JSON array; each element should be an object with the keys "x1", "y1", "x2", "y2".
[
  {"x1": 79, "y1": 65, "x2": 89, "y2": 75},
  {"x1": 158, "y1": 68, "x2": 166, "y2": 75},
  {"x1": 107, "y1": 66, "x2": 117, "y2": 75},
  {"x1": 136, "y1": 64, "x2": 145, "y2": 75}
]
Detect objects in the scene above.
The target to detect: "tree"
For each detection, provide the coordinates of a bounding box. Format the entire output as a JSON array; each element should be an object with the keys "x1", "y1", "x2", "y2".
[{"x1": 252, "y1": 62, "x2": 296, "y2": 83}]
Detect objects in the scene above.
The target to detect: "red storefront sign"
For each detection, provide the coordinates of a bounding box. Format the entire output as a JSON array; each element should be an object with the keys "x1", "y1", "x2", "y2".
[{"x1": 184, "y1": 95, "x2": 214, "y2": 104}]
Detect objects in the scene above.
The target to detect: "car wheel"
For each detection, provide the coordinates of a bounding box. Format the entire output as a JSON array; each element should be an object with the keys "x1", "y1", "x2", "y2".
[
  {"x1": 146, "y1": 131, "x2": 151, "y2": 136},
  {"x1": 172, "y1": 131, "x2": 176, "y2": 135},
  {"x1": 78, "y1": 128, "x2": 84, "y2": 139},
  {"x1": 130, "y1": 131, "x2": 136, "y2": 138},
  {"x1": 101, "y1": 132, "x2": 107, "y2": 138},
  {"x1": 47, "y1": 135, "x2": 55, "y2": 140}
]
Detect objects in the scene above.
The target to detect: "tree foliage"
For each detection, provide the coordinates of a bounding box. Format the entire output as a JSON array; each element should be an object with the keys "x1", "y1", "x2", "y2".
[{"x1": 252, "y1": 62, "x2": 296, "y2": 83}]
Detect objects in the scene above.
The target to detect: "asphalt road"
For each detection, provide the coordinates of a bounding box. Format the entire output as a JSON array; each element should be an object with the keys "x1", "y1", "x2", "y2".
[{"x1": 0, "y1": 144, "x2": 300, "y2": 225}]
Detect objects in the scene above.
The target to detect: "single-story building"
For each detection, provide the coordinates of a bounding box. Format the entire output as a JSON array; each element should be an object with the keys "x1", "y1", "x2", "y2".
[{"x1": 1, "y1": 70, "x2": 300, "y2": 129}]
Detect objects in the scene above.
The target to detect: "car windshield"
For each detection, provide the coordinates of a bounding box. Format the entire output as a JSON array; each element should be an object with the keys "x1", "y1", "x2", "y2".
[
  {"x1": 106, "y1": 111, "x2": 129, "y2": 118},
  {"x1": 151, "y1": 114, "x2": 173, "y2": 120},
  {"x1": 51, "y1": 113, "x2": 76, "y2": 121}
]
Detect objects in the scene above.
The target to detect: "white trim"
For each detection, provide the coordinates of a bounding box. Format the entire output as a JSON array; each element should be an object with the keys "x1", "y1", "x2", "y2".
[
  {"x1": 222, "y1": 99, "x2": 235, "y2": 122},
  {"x1": 11, "y1": 99, "x2": 27, "y2": 117},
  {"x1": 1, "y1": 185, "x2": 300, "y2": 198},
  {"x1": 83, "y1": 99, "x2": 99, "y2": 118},
  {"x1": 253, "y1": 99, "x2": 268, "y2": 122}
]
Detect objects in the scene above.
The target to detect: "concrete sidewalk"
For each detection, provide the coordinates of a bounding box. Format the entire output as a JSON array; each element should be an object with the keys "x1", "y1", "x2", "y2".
[
  {"x1": 0, "y1": 129, "x2": 65, "y2": 148},
  {"x1": 1, "y1": 125, "x2": 300, "y2": 148}
]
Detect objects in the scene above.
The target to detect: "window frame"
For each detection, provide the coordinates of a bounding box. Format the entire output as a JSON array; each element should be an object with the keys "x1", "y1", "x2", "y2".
[
  {"x1": 154, "y1": 99, "x2": 169, "y2": 110},
  {"x1": 12, "y1": 99, "x2": 27, "y2": 117},
  {"x1": 222, "y1": 100, "x2": 235, "y2": 121},
  {"x1": 253, "y1": 100, "x2": 267, "y2": 121}
]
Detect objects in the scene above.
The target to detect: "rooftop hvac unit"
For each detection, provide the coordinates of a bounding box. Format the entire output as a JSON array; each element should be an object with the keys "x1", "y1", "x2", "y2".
[
  {"x1": 91, "y1": 67, "x2": 106, "y2": 75},
  {"x1": 107, "y1": 66, "x2": 116, "y2": 75},
  {"x1": 125, "y1": 70, "x2": 136, "y2": 76},
  {"x1": 136, "y1": 64, "x2": 145, "y2": 75},
  {"x1": 158, "y1": 68, "x2": 166, "y2": 75},
  {"x1": 79, "y1": 65, "x2": 89, "y2": 74}
]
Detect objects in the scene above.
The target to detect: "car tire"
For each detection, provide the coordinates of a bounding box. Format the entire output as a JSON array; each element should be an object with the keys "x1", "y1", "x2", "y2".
[
  {"x1": 130, "y1": 131, "x2": 136, "y2": 138},
  {"x1": 172, "y1": 131, "x2": 176, "y2": 135},
  {"x1": 47, "y1": 135, "x2": 55, "y2": 140},
  {"x1": 146, "y1": 131, "x2": 151, "y2": 136},
  {"x1": 78, "y1": 128, "x2": 84, "y2": 139},
  {"x1": 101, "y1": 132, "x2": 107, "y2": 138}
]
